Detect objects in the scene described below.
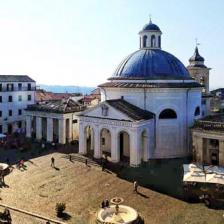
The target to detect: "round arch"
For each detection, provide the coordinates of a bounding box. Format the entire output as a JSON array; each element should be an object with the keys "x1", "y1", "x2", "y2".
[
  {"x1": 100, "y1": 128, "x2": 111, "y2": 157},
  {"x1": 84, "y1": 125, "x2": 95, "y2": 155},
  {"x1": 117, "y1": 130, "x2": 130, "y2": 162},
  {"x1": 159, "y1": 109, "x2": 177, "y2": 119}
]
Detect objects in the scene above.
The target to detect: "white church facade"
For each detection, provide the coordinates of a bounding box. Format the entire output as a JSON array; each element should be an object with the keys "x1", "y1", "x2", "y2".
[{"x1": 78, "y1": 20, "x2": 204, "y2": 167}]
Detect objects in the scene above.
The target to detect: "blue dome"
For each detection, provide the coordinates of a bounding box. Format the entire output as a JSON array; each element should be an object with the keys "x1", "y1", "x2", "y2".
[
  {"x1": 142, "y1": 22, "x2": 161, "y2": 32},
  {"x1": 110, "y1": 49, "x2": 191, "y2": 80}
]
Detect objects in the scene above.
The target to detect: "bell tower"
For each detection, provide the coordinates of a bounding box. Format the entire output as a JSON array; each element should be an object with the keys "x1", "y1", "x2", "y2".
[{"x1": 187, "y1": 46, "x2": 211, "y2": 116}]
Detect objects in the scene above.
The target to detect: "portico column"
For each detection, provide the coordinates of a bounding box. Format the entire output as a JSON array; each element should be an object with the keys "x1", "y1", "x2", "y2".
[
  {"x1": 68, "y1": 118, "x2": 73, "y2": 142},
  {"x1": 130, "y1": 130, "x2": 141, "y2": 167},
  {"x1": 79, "y1": 124, "x2": 87, "y2": 154},
  {"x1": 36, "y1": 117, "x2": 42, "y2": 140},
  {"x1": 90, "y1": 128, "x2": 94, "y2": 150},
  {"x1": 47, "y1": 118, "x2": 53, "y2": 142},
  {"x1": 26, "y1": 116, "x2": 32, "y2": 138},
  {"x1": 111, "y1": 128, "x2": 119, "y2": 163},
  {"x1": 195, "y1": 136, "x2": 203, "y2": 163},
  {"x1": 59, "y1": 119, "x2": 66, "y2": 144},
  {"x1": 94, "y1": 127, "x2": 101, "y2": 159}
]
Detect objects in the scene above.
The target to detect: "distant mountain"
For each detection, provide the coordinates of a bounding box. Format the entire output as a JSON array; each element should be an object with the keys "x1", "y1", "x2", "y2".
[{"x1": 38, "y1": 84, "x2": 95, "y2": 95}]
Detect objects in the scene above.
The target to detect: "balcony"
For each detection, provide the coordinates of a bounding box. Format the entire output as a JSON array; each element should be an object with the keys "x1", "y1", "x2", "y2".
[{"x1": 194, "y1": 120, "x2": 224, "y2": 131}]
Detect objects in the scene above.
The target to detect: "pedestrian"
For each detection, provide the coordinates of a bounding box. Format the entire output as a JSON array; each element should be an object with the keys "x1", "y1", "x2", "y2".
[
  {"x1": 105, "y1": 199, "x2": 109, "y2": 207},
  {"x1": 85, "y1": 159, "x2": 88, "y2": 166},
  {"x1": 69, "y1": 154, "x2": 72, "y2": 162},
  {"x1": 133, "y1": 180, "x2": 138, "y2": 193},
  {"x1": 51, "y1": 157, "x2": 55, "y2": 167},
  {"x1": 102, "y1": 161, "x2": 105, "y2": 171},
  {"x1": 101, "y1": 200, "x2": 105, "y2": 208}
]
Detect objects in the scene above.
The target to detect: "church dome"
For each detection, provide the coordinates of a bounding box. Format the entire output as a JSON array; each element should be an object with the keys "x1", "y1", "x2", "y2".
[
  {"x1": 142, "y1": 22, "x2": 161, "y2": 32},
  {"x1": 110, "y1": 49, "x2": 191, "y2": 80}
]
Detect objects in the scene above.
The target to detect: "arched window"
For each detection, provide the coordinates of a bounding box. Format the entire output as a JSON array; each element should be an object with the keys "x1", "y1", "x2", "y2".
[
  {"x1": 151, "y1": 35, "x2": 156, "y2": 47},
  {"x1": 143, "y1": 35, "x2": 147, "y2": 48},
  {"x1": 158, "y1": 36, "x2": 161, "y2": 48},
  {"x1": 159, "y1": 109, "x2": 177, "y2": 119},
  {"x1": 194, "y1": 106, "x2": 200, "y2": 116}
]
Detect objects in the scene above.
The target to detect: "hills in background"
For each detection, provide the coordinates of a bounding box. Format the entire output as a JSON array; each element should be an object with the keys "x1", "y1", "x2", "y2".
[{"x1": 38, "y1": 84, "x2": 96, "y2": 95}]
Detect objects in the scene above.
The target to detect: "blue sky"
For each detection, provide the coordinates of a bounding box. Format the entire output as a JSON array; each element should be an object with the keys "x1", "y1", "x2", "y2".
[{"x1": 0, "y1": 0, "x2": 223, "y2": 89}]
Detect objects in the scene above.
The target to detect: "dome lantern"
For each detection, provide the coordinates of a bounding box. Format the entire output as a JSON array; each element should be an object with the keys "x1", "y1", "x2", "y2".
[{"x1": 139, "y1": 19, "x2": 162, "y2": 49}]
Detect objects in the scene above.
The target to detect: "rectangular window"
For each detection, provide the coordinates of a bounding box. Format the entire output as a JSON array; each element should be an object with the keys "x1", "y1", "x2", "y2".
[
  {"x1": 27, "y1": 83, "x2": 31, "y2": 91},
  {"x1": 18, "y1": 121, "x2": 22, "y2": 128},
  {"x1": 18, "y1": 109, "x2": 22, "y2": 115},
  {"x1": 72, "y1": 119, "x2": 78, "y2": 123},
  {"x1": 18, "y1": 95, "x2": 22, "y2": 101},
  {"x1": 8, "y1": 110, "x2": 12, "y2": 116},
  {"x1": 28, "y1": 95, "x2": 32, "y2": 101},
  {"x1": 0, "y1": 125, "x2": 2, "y2": 134},
  {"x1": 7, "y1": 84, "x2": 14, "y2": 91},
  {"x1": 8, "y1": 95, "x2": 13, "y2": 102},
  {"x1": 0, "y1": 111, "x2": 2, "y2": 117},
  {"x1": 0, "y1": 84, "x2": 2, "y2": 92},
  {"x1": 18, "y1": 83, "x2": 22, "y2": 91},
  {"x1": 0, "y1": 96, "x2": 2, "y2": 103}
]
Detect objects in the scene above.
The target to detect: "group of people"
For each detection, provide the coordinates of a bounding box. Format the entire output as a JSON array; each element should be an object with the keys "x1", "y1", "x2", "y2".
[{"x1": 101, "y1": 199, "x2": 110, "y2": 208}]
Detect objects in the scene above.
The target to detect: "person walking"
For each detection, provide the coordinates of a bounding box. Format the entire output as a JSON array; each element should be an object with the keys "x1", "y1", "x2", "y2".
[
  {"x1": 133, "y1": 180, "x2": 138, "y2": 193},
  {"x1": 51, "y1": 157, "x2": 55, "y2": 167},
  {"x1": 85, "y1": 159, "x2": 88, "y2": 166}
]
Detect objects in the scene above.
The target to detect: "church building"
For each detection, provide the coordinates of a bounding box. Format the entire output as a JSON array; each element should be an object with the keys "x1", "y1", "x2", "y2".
[{"x1": 78, "y1": 19, "x2": 202, "y2": 167}]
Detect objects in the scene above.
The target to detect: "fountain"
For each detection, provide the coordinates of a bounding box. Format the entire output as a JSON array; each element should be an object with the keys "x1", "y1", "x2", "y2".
[{"x1": 97, "y1": 197, "x2": 139, "y2": 224}]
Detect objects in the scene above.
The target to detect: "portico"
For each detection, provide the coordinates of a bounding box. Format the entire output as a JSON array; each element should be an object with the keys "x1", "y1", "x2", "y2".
[
  {"x1": 78, "y1": 99, "x2": 155, "y2": 167},
  {"x1": 25, "y1": 99, "x2": 85, "y2": 144}
]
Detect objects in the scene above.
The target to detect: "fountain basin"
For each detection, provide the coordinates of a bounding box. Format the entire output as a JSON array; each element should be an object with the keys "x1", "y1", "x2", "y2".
[{"x1": 97, "y1": 205, "x2": 138, "y2": 224}]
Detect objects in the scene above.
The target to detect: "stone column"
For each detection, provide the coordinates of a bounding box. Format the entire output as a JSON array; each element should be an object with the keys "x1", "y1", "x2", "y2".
[
  {"x1": 111, "y1": 128, "x2": 119, "y2": 163},
  {"x1": 94, "y1": 127, "x2": 101, "y2": 159},
  {"x1": 130, "y1": 130, "x2": 141, "y2": 167},
  {"x1": 68, "y1": 118, "x2": 73, "y2": 142},
  {"x1": 79, "y1": 124, "x2": 87, "y2": 154},
  {"x1": 219, "y1": 140, "x2": 224, "y2": 166},
  {"x1": 90, "y1": 128, "x2": 94, "y2": 150},
  {"x1": 195, "y1": 136, "x2": 203, "y2": 163},
  {"x1": 36, "y1": 117, "x2": 42, "y2": 140},
  {"x1": 26, "y1": 116, "x2": 32, "y2": 138},
  {"x1": 58, "y1": 119, "x2": 66, "y2": 144},
  {"x1": 47, "y1": 118, "x2": 53, "y2": 142}
]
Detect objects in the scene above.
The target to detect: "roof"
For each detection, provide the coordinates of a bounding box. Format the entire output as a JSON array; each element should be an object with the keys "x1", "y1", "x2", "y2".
[
  {"x1": 26, "y1": 98, "x2": 86, "y2": 114},
  {"x1": 189, "y1": 47, "x2": 204, "y2": 62},
  {"x1": 141, "y1": 20, "x2": 161, "y2": 32},
  {"x1": 110, "y1": 49, "x2": 191, "y2": 80},
  {"x1": 0, "y1": 75, "x2": 35, "y2": 82},
  {"x1": 188, "y1": 47, "x2": 207, "y2": 69},
  {"x1": 105, "y1": 99, "x2": 154, "y2": 121},
  {"x1": 36, "y1": 90, "x2": 80, "y2": 102},
  {"x1": 99, "y1": 81, "x2": 202, "y2": 89}
]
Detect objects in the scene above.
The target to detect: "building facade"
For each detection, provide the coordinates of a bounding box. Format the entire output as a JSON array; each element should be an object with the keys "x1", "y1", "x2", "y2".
[
  {"x1": 25, "y1": 98, "x2": 85, "y2": 144},
  {"x1": 78, "y1": 20, "x2": 202, "y2": 167},
  {"x1": 0, "y1": 75, "x2": 36, "y2": 134},
  {"x1": 192, "y1": 115, "x2": 224, "y2": 166}
]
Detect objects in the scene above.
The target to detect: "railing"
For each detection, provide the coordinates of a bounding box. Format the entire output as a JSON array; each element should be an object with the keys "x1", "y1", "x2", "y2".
[{"x1": 194, "y1": 120, "x2": 224, "y2": 131}]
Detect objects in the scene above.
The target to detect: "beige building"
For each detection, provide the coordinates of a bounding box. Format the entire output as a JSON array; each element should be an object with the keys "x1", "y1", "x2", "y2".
[
  {"x1": 25, "y1": 98, "x2": 85, "y2": 144},
  {"x1": 192, "y1": 114, "x2": 224, "y2": 166}
]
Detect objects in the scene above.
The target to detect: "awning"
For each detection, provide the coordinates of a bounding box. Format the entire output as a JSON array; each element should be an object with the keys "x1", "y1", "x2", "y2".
[{"x1": 183, "y1": 164, "x2": 224, "y2": 185}]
